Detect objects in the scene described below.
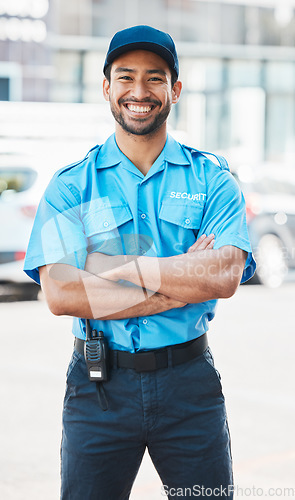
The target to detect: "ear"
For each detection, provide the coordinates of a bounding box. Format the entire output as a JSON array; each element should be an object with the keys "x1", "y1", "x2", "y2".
[
  {"x1": 172, "y1": 80, "x2": 182, "y2": 104},
  {"x1": 103, "y1": 77, "x2": 110, "y2": 101}
]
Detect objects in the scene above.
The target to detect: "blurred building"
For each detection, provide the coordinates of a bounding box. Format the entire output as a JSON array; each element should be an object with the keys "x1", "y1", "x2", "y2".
[
  {"x1": 0, "y1": 0, "x2": 52, "y2": 101},
  {"x1": 1, "y1": 0, "x2": 295, "y2": 164}
]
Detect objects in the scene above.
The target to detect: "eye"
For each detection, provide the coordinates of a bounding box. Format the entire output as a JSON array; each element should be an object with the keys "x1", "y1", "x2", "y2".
[
  {"x1": 118, "y1": 75, "x2": 132, "y2": 81},
  {"x1": 149, "y1": 77, "x2": 163, "y2": 82}
]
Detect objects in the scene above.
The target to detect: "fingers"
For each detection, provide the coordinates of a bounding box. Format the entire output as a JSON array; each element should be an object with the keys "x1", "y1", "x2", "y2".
[
  {"x1": 172, "y1": 300, "x2": 188, "y2": 308},
  {"x1": 187, "y1": 233, "x2": 215, "y2": 253},
  {"x1": 206, "y1": 237, "x2": 215, "y2": 250}
]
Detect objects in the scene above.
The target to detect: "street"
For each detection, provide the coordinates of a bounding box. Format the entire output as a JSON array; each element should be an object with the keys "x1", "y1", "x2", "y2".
[{"x1": 0, "y1": 283, "x2": 294, "y2": 499}]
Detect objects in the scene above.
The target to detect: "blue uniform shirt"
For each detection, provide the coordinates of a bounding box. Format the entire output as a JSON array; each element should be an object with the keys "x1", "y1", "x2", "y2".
[{"x1": 24, "y1": 133, "x2": 256, "y2": 352}]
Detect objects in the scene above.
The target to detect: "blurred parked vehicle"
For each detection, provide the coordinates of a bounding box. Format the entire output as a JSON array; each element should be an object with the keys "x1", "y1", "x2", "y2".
[
  {"x1": 233, "y1": 165, "x2": 295, "y2": 287},
  {"x1": 0, "y1": 155, "x2": 50, "y2": 299},
  {"x1": 0, "y1": 101, "x2": 116, "y2": 300}
]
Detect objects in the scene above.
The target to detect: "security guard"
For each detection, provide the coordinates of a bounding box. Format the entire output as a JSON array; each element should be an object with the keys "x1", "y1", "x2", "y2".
[{"x1": 24, "y1": 25, "x2": 256, "y2": 500}]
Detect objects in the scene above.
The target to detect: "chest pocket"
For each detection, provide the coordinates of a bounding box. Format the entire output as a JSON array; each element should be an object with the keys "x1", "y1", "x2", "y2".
[
  {"x1": 159, "y1": 202, "x2": 204, "y2": 252},
  {"x1": 159, "y1": 202, "x2": 203, "y2": 230},
  {"x1": 84, "y1": 204, "x2": 133, "y2": 254}
]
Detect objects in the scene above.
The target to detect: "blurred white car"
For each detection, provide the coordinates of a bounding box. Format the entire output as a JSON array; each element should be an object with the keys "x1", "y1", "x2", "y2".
[
  {"x1": 233, "y1": 165, "x2": 295, "y2": 287},
  {"x1": 0, "y1": 155, "x2": 50, "y2": 299}
]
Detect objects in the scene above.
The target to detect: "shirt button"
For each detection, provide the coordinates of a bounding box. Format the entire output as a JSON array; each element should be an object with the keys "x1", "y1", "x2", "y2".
[
  {"x1": 103, "y1": 221, "x2": 109, "y2": 228},
  {"x1": 185, "y1": 218, "x2": 191, "y2": 225},
  {"x1": 141, "y1": 213, "x2": 146, "y2": 220},
  {"x1": 141, "y1": 249, "x2": 146, "y2": 255},
  {"x1": 143, "y1": 319, "x2": 148, "y2": 325}
]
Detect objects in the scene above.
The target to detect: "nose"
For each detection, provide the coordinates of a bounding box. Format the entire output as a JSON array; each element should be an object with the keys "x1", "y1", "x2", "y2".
[{"x1": 130, "y1": 80, "x2": 151, "y2": 101}]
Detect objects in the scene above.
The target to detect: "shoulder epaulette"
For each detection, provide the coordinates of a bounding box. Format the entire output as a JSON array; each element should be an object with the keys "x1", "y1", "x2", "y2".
[
  {"x1": 56, "y1": 144, "x2": 102, "y2": 177},
  {"x1": 183, "y1": 145, "x2": 229, "y2": 172}
]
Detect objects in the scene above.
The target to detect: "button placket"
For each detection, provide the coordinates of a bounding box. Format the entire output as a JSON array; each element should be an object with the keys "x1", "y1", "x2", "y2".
[{"x1": 138, "y1": 182, "x2": 149, "y2": 256}]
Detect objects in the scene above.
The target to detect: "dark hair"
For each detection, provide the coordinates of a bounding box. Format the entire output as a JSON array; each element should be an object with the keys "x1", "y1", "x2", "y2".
[
  {"x1": 104, "y1": 64, "x2": 178, "y2": 89},
  {"x1": 104, "y1": 64, "x2": 111, "y2": 83},
  {"x1": 171, "y1": 70, "x2": 178, "y2": 88}
]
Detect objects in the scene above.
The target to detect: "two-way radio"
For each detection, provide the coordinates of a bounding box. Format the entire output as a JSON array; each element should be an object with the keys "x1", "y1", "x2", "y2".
[
  {"x1": 84, "y1": 320, "x2": 109, "y2": 382},
  {"x1": 84, "y1": 319, "x2": 109, "y2": 411}
]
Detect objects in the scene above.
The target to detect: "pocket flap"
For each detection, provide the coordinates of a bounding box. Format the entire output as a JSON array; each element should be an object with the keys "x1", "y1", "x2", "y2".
[
  {"x1": 159, "y1": 202, "x2": 203, "y2": 229},
  {"x1": 84, "y1": 204, "x2": 133, "y2": 236}
]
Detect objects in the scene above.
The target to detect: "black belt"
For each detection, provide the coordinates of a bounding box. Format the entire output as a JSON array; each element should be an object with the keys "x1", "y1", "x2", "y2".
[{"x1": 74, "y1": 333, "x2": 208, "y2": 373}]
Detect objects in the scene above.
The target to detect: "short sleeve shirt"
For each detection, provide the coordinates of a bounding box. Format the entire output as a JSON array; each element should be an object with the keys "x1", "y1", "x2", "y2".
[{"x1": 24, "y1": 134, "x2": 256, "y2": 352}]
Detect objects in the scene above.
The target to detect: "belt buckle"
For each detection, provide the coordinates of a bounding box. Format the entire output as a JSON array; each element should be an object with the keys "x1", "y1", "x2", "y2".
[{"x1": 134, "y1": 352, "x2": 157, "y2": 372}]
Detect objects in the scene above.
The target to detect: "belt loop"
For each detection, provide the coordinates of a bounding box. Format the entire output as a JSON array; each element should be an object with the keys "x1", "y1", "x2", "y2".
[
  {"x1": 167, "y1": 346, "x2": 173, "y2": 368},
  {"x1": 112, "y1": 350, "x2": 118, "y2": 369}
]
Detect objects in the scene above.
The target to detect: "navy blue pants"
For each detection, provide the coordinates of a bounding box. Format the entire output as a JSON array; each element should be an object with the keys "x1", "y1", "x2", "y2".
[{"x1": 61, "y1": 345, "x2": 233, "y2": 499}]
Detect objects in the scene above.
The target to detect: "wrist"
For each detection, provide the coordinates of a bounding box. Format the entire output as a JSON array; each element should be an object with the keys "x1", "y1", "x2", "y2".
[{"x1": 107, "y1": 256, "x2": 136, "y2": 282}]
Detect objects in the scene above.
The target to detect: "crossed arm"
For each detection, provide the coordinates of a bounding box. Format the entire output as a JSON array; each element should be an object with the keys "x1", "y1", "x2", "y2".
[{"x1": 40, "y1": 234, "x2": 247, "y2": 320}]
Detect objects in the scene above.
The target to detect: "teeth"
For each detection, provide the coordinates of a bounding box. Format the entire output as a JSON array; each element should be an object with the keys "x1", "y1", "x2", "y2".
[{"x1": 127, "y1": 104, "x2": 152, "y2": 113}]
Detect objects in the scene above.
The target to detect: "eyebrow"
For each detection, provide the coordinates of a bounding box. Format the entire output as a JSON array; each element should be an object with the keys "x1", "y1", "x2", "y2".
[
  {"x1": 146, "y1": 69, "x2": 167, "y2": 77},
  {"x1": 114, "y1": 67, "x2": 135, "y2": 73},
  {"x1": 114, "y1": 67, "x2": 168, "y2": 77}
]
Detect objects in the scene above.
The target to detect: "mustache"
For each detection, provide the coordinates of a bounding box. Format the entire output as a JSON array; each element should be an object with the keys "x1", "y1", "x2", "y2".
[{"x1": 118, "y1": 97, "x2": 161, "y2": 106}]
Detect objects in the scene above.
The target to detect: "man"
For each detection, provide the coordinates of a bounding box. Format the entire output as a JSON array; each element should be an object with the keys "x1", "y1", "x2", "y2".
[{"x1": 24, "y1": 25, "x2": 255, "y2": 499}]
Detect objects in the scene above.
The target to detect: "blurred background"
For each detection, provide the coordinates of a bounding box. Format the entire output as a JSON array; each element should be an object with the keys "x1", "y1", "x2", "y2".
[{"x1": 0, "y1": 1, "x2": 295, "y2": 499}]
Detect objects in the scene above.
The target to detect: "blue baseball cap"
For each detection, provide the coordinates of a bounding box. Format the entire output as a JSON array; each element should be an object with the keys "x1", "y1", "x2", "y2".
[{"x1": 103, "y1": 25, "x2": 179, "y2": 78}]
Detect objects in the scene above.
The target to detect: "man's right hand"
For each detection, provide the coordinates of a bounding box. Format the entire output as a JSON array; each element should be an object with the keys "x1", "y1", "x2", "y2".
[
  {"x1": 153, "y1": 234, "x2": 216, "y2": 313},
  {"x1": 187, "y1": 233, "x2": 215, "y2": 253}
]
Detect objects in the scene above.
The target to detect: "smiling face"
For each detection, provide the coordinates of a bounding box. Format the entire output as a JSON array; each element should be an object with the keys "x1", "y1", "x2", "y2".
[{"x1": 103, "y1": 50, "x2": 182, "y2": 137}]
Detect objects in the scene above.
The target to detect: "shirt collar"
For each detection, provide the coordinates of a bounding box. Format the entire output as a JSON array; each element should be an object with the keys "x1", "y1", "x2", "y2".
[
  {"x1": 95, "y1": 134, "x2": 122, "y2": 169},
  {"x1": 163, "y1": 134, "x2": 191, "y2": 166},
  {"x1": 95, "y1": 133, "x2": 191, "y2": 169}
]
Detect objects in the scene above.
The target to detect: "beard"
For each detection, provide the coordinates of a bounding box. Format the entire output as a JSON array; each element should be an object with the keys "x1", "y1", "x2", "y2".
[{"x1": 109, "y1": 97, "x2": 171, "y2": 136}]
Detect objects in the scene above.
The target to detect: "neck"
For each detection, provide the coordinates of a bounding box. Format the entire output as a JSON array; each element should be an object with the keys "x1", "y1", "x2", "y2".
[{"x1": 115, "y1": 124, "x2": 167, "y2": 175}]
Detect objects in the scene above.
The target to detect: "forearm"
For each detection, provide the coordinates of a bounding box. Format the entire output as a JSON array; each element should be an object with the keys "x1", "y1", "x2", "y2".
[
  {"x1": 101, "y1": 290, "x2": 185, "y2": 320},
  {"x1": 102, "y1": 247, "x2": 246, "y2": 303},
  {"x1": 40, "y1": 264, "x2": 184, "y2": 320}
]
